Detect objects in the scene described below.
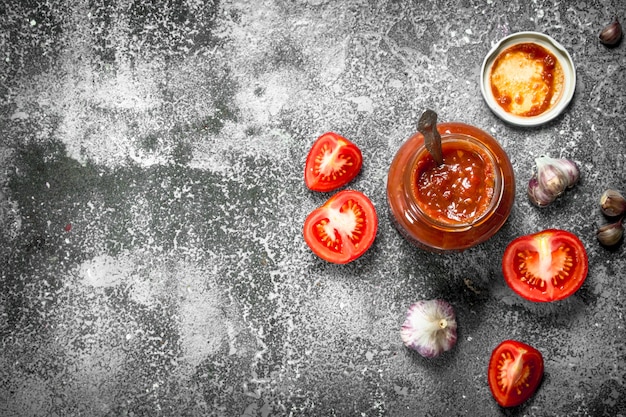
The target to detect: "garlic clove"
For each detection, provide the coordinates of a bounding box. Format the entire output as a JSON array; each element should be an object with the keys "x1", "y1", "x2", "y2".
[
  {"x1": 599, "y1": 17, "x2": 623, "y2": 46},
  {"x1": 535, "y1": 156, "x2": 570, "y2": 196},
  {"x1": 400, "y1": 299, "x2": 457, "y2": 358},
  {"x1": 600, "y1": 189, "x2": 626, "y2": 217},
  {"x1": 528, "y1": 174, "x2": 556, "y2": 207},
  {"x1": 597, "y1": 221, "x2": 624, "y2": 247},
  {"x1": 537, "y1": 163, "x2": 568, "y2": 197},
  {"x1": 558, "y1": 158, "x2": 580, "y2": 188}
]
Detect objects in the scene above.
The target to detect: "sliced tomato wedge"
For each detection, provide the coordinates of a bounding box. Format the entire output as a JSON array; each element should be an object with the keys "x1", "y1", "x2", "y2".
[
  {"x1": 502, "y1": 229, "x2": 588, "y2": 302},
  {"x1": 304, "y1": 132, "x2": 363, "y2": 192},
  {"x1": 303, "y1": 190, "x2": 377, "y2": 264},
  {"x1": 488, "y1": 340, "x2": 544, "y2": 408}
]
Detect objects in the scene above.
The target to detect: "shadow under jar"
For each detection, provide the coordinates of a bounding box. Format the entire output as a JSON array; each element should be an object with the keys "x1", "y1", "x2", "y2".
[{"x1": 387, "y1": 122, "x2": 515, "y2": 253}]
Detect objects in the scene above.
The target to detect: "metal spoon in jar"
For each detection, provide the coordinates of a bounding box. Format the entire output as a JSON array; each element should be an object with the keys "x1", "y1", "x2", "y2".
[{"x1": 417, "y1": 109, "x2": 444, "y2": 166}]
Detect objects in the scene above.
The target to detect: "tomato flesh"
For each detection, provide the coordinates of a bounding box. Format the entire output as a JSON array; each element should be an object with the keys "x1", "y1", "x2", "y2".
[
  {"x1": 303, "y1": 190, "x2": 377, "y2": 264},
  {"x1": 304, "y1": 132, "x2": 363, "y2": 192},
  {"x1": 502, "y1": 229, "x2": 588, "y2": 302},
  {"x1": 488, "y1": 340, "x2": 544, "y2": 408}
]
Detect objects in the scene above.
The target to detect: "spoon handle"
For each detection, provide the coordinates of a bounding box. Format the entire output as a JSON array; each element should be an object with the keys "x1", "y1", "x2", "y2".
[{"x1": 418, "y1": 109, "x2": 444, "y2": 166}]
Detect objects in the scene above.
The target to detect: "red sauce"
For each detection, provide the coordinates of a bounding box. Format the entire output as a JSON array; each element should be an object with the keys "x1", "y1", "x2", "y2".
[
  {"x1": 490, "y1": 42, "x2": 561, "y2": 117},
  {"x1": 387, "y1": 123, "x2": 515, "y2": 252},
  {"x1": 413, "y1": 144, "x2": 495, "y2": 225}
]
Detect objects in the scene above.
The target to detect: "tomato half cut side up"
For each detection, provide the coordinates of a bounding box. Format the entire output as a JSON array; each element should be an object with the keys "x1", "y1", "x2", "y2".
[
  {"x1": 303, "y1": 190, "x2": 377, "y2": 264},
  {"x1": 502, "y1": 229, "x2": 588, "y2": 302},
  {"x1": 488, "y1": 340, "x2": 544, "y2": 408},
  {"x1": 304, "y1": 132, "x2": 363, "y2": 192}
]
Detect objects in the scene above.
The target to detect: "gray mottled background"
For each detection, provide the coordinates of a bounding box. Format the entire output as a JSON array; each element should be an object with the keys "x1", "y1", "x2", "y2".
[{"x1": 1, "y1": 0, "x2": 625, "y2": 416}]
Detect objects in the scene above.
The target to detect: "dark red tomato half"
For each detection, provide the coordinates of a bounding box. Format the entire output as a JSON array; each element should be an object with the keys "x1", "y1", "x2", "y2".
[
  {"x1": 304, "y1": 132, "x2": 363, "y2": 192},
  {"x1": 488, "y1": 340, "x2": 544, "y2": 408},
  {"x1": 502, "y1": 229, "x2": 588, "y2": 302},
  {"x1": 303, "y1": 190, "x2": 377, "y2": 264}
]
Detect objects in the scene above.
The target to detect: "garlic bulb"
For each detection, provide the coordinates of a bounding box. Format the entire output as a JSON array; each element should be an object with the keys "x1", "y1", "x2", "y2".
[
  {"x1": 527, "y1": 156, "x2": 580, "y2": 207},
  {"x1": 400, "y1": 299, "x2": 457, "y2": 358}
]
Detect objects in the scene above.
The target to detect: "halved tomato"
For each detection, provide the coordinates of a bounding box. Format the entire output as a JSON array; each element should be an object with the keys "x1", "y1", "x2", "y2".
[
  {"x1": 304, "y1": 132, "x2": 363, "y2": 192},
  {"x1": 488, "y1": 340, "x2": 544, "y2": 408},
  {"x1": 303, "y1": 190, "x2": 377, "y2": 264},
  {"x1": 502, "y1": 229, "x2": 588, "y2": 302}
]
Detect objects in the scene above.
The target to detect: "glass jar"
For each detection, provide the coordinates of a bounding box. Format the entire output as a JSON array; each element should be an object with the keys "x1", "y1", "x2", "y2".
[{"x1": 386, "y1": 122, "x2": 515, "y2": 252}]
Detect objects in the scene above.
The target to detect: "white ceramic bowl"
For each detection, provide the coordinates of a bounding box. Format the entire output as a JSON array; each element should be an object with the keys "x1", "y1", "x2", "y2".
[{"x1": 480, "y1": 32, "x2": 576, "y2": 127}]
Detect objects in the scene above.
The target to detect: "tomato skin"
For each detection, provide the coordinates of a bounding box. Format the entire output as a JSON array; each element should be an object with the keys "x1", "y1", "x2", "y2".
[
  {"x1": 303, "y1": 190, "x2": 377, "y2": 264},
  {"x1": 488, "y1": 340, "x2": 544, "y2": 408},
  {"x1": 502, "y1": 229, "x2": 588, "y2": 302},
  {"x1": 304, "y1": 132, "x2": 363, "y2": 192}
]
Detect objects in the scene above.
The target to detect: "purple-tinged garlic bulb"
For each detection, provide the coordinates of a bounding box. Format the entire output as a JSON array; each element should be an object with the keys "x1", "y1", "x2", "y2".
[
  {"x1": 527, "y1": 156, "x2": 580, "y2": 207},
  {"x1": 400, "y1": 299, "x2": 457, "y2": 358}
]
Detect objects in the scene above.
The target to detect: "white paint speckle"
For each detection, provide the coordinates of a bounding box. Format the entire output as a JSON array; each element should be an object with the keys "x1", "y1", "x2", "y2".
[
  {"x1": 78, "y1": 253, "x2": 129, "y2": 288},
  {"x1": 10, "y1": 111, "x2": 29, "y2": 120},
  {"x1": 348, "y1": 96, "x2": 374, "y2": 113}
]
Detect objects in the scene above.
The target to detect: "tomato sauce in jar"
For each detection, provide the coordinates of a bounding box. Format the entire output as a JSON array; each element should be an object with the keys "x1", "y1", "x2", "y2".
[
  {"x1": 413, "y1": 144, "x2": 495, "y2": 225},
  {"x1": 387, "y1": 122, "x2": 515, "y2": 252}
]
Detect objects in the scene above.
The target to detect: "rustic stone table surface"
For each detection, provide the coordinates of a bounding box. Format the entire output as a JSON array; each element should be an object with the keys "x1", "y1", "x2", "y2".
[{"x1": 1, "y1": 1, "x2": 625, "y2": 416}]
